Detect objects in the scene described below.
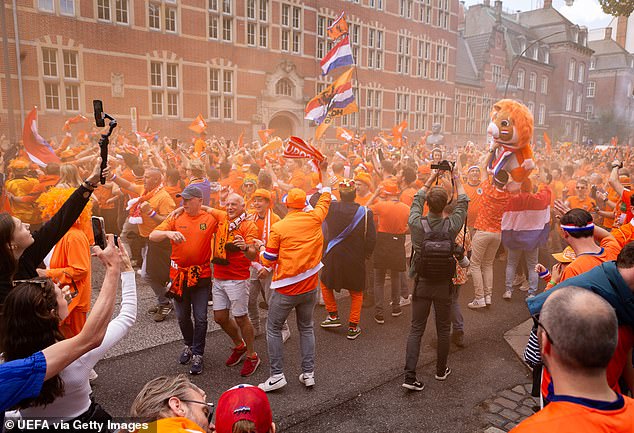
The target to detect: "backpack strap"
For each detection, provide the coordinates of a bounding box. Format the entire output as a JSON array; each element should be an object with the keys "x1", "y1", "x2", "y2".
[
  {"x1": 441, "y1": 218, "x2": 451, "y2": 233},
  {"x1": 421, "y1": 218, "x2": 432, "y2": 233}
]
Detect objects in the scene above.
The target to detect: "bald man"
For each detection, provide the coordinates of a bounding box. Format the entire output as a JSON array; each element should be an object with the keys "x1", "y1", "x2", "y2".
[
  {"x1": 212, "y1": 193, "x2": 261, "y2": 377},
  {"x1": 512, "y1": 287, "x2": 634, "y2": 432}
]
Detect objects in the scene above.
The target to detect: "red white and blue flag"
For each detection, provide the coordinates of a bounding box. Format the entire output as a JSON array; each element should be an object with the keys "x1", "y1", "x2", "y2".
[
  {"x1": 305, "y1": 68, "x2": 356, "y2": 125},
  {"x1": 22, "y1": 107, "x2": 60, "y2": 167},
  {"x1": 320, "y1": 35, "x2": 354, "y2": 76},
  {"x1": 501, "y1": 187, "x2": 551, "y2": 251}
]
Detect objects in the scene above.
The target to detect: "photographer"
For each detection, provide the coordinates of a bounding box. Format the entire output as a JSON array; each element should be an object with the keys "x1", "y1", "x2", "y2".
[{"x1": 402, "y1": 161, "x2": 468, "y2": 391}]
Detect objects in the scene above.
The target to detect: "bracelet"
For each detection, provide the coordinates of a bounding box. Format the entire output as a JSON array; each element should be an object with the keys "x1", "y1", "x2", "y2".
[
  {"x1": 148, "y1": 210, "x2": 157, "y2": 218},
  {"x1": 111, "y1": 174, "x2": 117, "y2": 181},
  {"x1": 83, "y1": 179, "x2": 98, "y2": 189},
  {"x1": 538, "y1": 270, "x2": 550, "y2": 278},
  {"x1": 548, "y1": 280, "x2": 557, "y2": 286}
]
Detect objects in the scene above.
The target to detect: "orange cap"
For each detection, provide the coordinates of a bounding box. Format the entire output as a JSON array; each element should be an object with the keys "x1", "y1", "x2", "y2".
[
  {"x1": 354, "y1": 172, "x2": 373, "y2": 187},
  {"x1": 285, "y1": 188, "x2": 307, "y2": 209},
  {"x1": 382, "y1": 180, "x2": 400, "y2": 196}
]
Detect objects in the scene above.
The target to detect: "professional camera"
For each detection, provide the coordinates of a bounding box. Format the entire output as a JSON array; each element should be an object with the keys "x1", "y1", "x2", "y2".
[
  {"x1": 431, "y1": 160, "x2": 455, "y2": 172},
  {"x1": 454, "y1": 244, "x2": 470, "y2": 268}
]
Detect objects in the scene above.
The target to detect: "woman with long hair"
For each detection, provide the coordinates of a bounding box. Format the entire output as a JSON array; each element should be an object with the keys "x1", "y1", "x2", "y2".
[
  {"x1": 56, "y1": 164, "x2": 84, "y2": 189},
  {"x1": 0, "y1": 159, "x2": 107, "y2": 304},
  {"x1": 0, "y1": 238, "x2": 136, "y2": 425}
]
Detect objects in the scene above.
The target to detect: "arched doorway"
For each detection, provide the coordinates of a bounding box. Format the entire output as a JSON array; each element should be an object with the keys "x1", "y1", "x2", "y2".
[{"x1": 268, "y1": 114, "x2": 294, "y2": 139}]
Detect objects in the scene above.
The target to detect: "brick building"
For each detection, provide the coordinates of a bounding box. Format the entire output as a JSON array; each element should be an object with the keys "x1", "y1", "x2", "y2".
[{"x1": 0, "y1": 0, "x2": 460, "y2": 143}]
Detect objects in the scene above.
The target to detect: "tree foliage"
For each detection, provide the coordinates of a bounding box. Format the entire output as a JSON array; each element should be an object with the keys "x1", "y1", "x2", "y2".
[{"x1": 598, "y1": 0, "x2": 634, "y2": 18}]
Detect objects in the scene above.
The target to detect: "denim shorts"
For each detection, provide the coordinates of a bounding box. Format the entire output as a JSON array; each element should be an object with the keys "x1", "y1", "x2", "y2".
[{"x1": 212, "y1": 279, "x2": 249, "y2": 316}]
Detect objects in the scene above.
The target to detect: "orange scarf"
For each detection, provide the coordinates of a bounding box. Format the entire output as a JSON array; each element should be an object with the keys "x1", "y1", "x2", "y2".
[{"x1": 210, "y1": 209, "x2": 229, "y2": 265}]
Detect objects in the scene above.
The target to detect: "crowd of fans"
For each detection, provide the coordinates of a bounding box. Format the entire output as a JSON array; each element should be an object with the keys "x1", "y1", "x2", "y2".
[{"x1": 1, "y1": 124, "x2": 634, "y2": 432}]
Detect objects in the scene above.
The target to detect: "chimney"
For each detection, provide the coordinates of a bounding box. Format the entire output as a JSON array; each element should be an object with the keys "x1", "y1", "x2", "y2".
[
  {"x1": 616, "y1": 15, "x2": 628, "y2": 48},
  {"x1": 543, "y1": 0, "x2": 552, "y2": 8},
  {"x1": 605, "y1": 27, "x2": 613, "y2": 41},
  {"x1": 494, "y1": 0, "x2": 502, "y2": 23}
]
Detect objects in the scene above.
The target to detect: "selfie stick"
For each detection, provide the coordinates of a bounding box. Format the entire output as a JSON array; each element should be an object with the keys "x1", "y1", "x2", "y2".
[{"x1": 93, "y1": 100, "x2": 118, "y2": 184}]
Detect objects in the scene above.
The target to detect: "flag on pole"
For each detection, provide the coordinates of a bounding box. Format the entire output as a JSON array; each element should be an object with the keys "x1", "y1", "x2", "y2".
[
  {"x1": 189, "y1": 114, "x2": 207, "y2": 134},
  {"x1": 327, "y1": 11, "x2": 348, "y2": 40},
  {"x1": 391, "y1": 120, "x2": 407, "y2": 147},
  {"x1": 336, "y1": 127, "x2": 354, "y2": 142},
  {"x1": 320, "y1": 35, "x2": 354, "y2": 76},
  {"x1": 22, "y1": 107, "x2": 61, "y2": 167},
  {"x1": 543, "y1": 132, "x2": 552, "y2": 155},
  {"x1": 305, "y1": 68, "x2": 357, "y2": 125},
  {"x1": 258, "y1": 128, "x2": 274, "y2": 143}
]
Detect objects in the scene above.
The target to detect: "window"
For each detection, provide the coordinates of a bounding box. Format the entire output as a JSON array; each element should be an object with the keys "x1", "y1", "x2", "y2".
[
  {"x1": 538, "y1": 104, "x2": 545, "y2": 125},
  {"x1": 435, "y1": 44, "x2": 448, "y2": 81},
  {"x1": 316, "y1": 15, "x2": 333, "y2": 60},
  {"x1": 149, "y1": 3, "x2": 160, "y2": 29},
  {"x1": 395, "y1": 92, "x2": 409, "y2": 124},
  {"x1": 585, "y1": 104, "x2": 593, "y2": 120},
  {"x1": 578, "y1": 63, "x2": 585, "y2": 83},
  {"x1": 60, "y1": 0, "x2": 74, "y2": 15},
  {"x1": 98, "y1": 0, "x2": 111, "y2": 20},
  {"x1": 349, "y1": 23, "x2": 360, "y2": 65},
  {"x1": 566, "y1": 90, "x2": 573, "y2": 111},
  {"x1": 529, "y1": 72, "x2": 536, "y2": 92},
  {"x1": 516, "y1": 69, "x2": 525, "y2": 89},
  {"x1": 38, "y1": 0, "x2": 75, "y2": 13},
  {"x1": 587, "y1": 81, "x2": 595, "y2": 98},
  {"x1": 341, "y1": 112, "x2": 357, "y2": 128},
  {"x1": 210, "y1": 0, "x2": 232, "y2": 41},
  {"x1": 369, "y1": 0, "x2": 383, "y2": 9},
  {"x1": 492, "y1": 65, "x2": 503, "y2": 84},
  {"x1": 115, "y1": 0, "x2": 128, "y2": 23},
  {"x1": 432, "y1": 97, "x2": 445, "y2": 128},
  {"x1": 365, "y1": 88, "x2": 381, "y2": 129},
  {"x1": 367, "y1": 29, "x2": 383, "y2": 70},
  {"x1": 541, "y1": 76, "x2": 548, "y2": 94},
  {"x1": 589, "y1": 58, "x2": 596, "y2": 70},
  {"x1": 210, "y1": 66, "x2": 234, "y2": 120},
  {"x1": 437, "y1": 0, "x2": 450, "y2": 29},
  {"x1": 397, "y1": 35, "x2": 411, "y2": 75},
  {"x1": 223, "y1": 18, "x2": 232, "y2": 41},
  {"x1": 568, "y1": 59, "x2": 575, "y2": 81},
  {"x1": 150, "y1": 61, "x2": 180, "y2": 117},
  {"x1": 246, "y1": 0, "x2": 268, "y2": 48},
  {"x1": 276, "y1": 78, "x2": 293, "y2": 96},
  {"x1": 565, "y1": 121, "x2": 571, "y2": 137},
  {"x1": 543, "y1": 48, "x2": 549, "y2": 64},
  {"x1": 165, "y1": 6, "x2": 177, "y2": 32},
  {"x1": 413, "y1": 95, "x2": 426, "y2": 130},
  {"x1": 281, "y1": 4, "x2": 301, "y2": 54},
  {"x1": 38, "y1": 0, "x2": 54, "y2": 12},
  {"x1": 527, "y1": 101, "x2": 534, "y2": 116},
  {"x1": 575, "y1": 94, "x2": 582, "y2": 113},
  {"x1": 400, "y1": 0, "x2": 412, "y2": 17},
  {"x1": 41, "y1": 47, "x2": 80, "y2": 112}
]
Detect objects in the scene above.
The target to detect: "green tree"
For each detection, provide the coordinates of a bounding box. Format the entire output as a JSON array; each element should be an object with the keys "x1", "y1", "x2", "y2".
[{"x1": 598, "y1": 0, "x2": 634, "y2": 17}]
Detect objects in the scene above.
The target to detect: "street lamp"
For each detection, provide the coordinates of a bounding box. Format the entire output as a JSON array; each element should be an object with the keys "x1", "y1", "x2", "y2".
[{"x1": 504, "y1": 30, "x2": 567, "y2": 98}]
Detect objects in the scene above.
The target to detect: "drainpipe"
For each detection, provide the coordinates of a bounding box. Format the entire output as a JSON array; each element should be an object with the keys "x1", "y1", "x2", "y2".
[
  {"x1": 11, "y1": 0, "x2": 24, "y2": 127},
  {"x1": 0, "y1": 0, "x2": 16, "y2": 142}
]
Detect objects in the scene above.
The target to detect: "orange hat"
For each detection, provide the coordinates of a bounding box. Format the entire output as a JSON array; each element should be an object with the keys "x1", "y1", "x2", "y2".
[
  {"x1": 551, "y1": 246, "x2": 576, "y2": 263},
  {"x1": 9, "y1": 159, "x2": 30, "y2": 170},
  {"x1": 252, "y1": 188, "x2": 272, "y2": 201},
  {"x1": 382, "y1": 180, "x2": 400, "y2": 196},
  {"x1": 284, "y1": 188, "x2": 307, "y2": 209},
  {"x1": 620, "y1": 175, "x2": 631, "y2": 188},
  {"x1": 354, "y1": 172, "x2": 372, "y2": 187}
]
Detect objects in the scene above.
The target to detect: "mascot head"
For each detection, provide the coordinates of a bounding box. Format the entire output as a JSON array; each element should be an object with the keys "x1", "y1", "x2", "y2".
[{"x1": 487, "y1": 99, "x2": 534, "y2": 151}]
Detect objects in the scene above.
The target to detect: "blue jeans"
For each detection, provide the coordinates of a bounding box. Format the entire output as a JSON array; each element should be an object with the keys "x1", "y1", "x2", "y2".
[
  {"x1": 505, "y1": 248, "x2": 539, "y2": 295},
  {"x1": 174, "y1": 278, "x2": 211, "y2": 356},
  {"x1": 266, "y1": 288, "x2": 317, "y2": 375}
]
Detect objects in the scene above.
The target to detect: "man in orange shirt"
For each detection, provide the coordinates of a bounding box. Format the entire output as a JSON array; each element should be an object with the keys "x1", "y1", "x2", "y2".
[
  {"x1": 212, "y1": 193, "x2": 261, "y2": 378},
  {"x1": 399, "y1": 167, "x2": 418, "y2": 207},
  {"x1": 512, "y1": 287, "x2": 634, "y2": 433},
  {"x1": 367, "y1": 179, "x2": 411, "y2": 323},
  {"x1": 463, "y1": 166, "x2": 484, "y2": 232},
  {"x1": 353, "y1": 172, "x2": 373, "y2": 206},
  {"x1": 150, "y1": 185, "x2": 218, "y2": 375},
  {"x1": 257, "y1": 165, "x2": 332, "y2": 392},
  {"x1": 565, "y1": 178, "x2": 597, "y2": 213}
]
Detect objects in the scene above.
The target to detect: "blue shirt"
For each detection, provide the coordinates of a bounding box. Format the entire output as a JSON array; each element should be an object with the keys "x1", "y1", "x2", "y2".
[{"x1": 0, "y1": 351, "x2": 47, "y2": 411}]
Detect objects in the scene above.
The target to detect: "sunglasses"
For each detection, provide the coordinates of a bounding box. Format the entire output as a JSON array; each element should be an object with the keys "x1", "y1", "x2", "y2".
[
  {"x1": 12, "y1": 274, "x2": 79, "y2": 304},
  {"x1": 576, "y1": 186, "x2": 587, "y2": 190},
  {"x1": 180, "y1": 399, "x2": 215, "y2": 425},
  {"x1": 532, "y1": 314, "x2": 555, "y2": 346}
]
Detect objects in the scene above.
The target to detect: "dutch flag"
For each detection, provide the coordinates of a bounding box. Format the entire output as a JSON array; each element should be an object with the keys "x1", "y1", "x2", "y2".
[{"x1": 320, "y1": 36, "x2": 354, "y2": 76}]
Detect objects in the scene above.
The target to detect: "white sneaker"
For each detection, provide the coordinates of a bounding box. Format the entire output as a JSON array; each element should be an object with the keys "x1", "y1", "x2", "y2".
[
  {"x1": 282, "y1": 327, "x2": 291, "y2": 343},
  {"x1": 399, "y1": 295, "x2": 412, "y2": 307},
  {"x1": 485, "y1": 295, "x2": 492, "y2": 305},
  {"x1": 299, "y1": 371, "x2": 315, "y2": 387},
  {"x1": 467, "y1": 298, "x2": 486, "y2": 309},
  {"x1": 503, "y1": 290, "x2": 512, "y2": 300},
  {"x1": 519, "y1": 281, "x2": 530, "y2": 292},
  {"x1": 258, "y1": 374, "x2": 287, "y2": 392}
]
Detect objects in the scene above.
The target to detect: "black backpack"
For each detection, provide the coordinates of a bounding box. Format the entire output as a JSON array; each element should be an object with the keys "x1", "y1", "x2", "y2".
[{"x1": 412, "y1": 218, "x2": 455, "y2": 281}]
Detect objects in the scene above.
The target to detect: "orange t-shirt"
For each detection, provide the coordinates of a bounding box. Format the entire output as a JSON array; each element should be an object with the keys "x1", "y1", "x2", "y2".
[
  {"x1": 473, "y1": 181, "x2": 510, "y2": 233},
  {"x1": 355, "y1": 194, "x2": 372, "y2": 206},
  {"x1": 93, "y1": 183, "x2": 118, "y2": 210},
  {"x1": 552, "y1": 180, "x2": 565, "y2": 202},
  {"x1": 511, "y1": 394, "x2": 634, "y2": 433},
  {"x1": 464, "y1": 182, "x2": 483, "y2": 227},
  {"x1": 612, "y1": 221, "x2": 634, "y2": 247},
  {"x1": 560, "y1": 237, "x2": 621, "y2": 281},
  {"x1": 155, "y1": 211, "x2": 219, "y2": 279},
  {"x1": 370, "y1": 200, "x2": 410, "y2": 234},
  {"x1": 251, "y1": 210, "x2": 281, "y2": 241},
  {"x1": 213, "y1": 218, "x2": 259, "y2": 280},
  {"x1": 164, "y1": 185, "x2": 182, "y2": 206},
  {"x1": 567, "y1": 195, "x2": 596, "y2": 212},
  {"x1": 399, "y1": 187, "x2": 417, "y2": 207},
  {"x1": 138, "y1": 189, "x2": 176, "y2": 238}
]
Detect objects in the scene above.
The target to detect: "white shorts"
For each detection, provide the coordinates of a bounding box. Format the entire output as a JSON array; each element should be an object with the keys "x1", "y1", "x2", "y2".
[{"x1": 212, "y1": 279, "x2": 249, "y2": 317}]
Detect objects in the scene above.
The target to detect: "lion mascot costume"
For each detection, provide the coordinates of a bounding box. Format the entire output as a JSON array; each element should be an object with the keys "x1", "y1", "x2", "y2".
[{"x1": 486, "y1": 99, "x2": 535, "y2": 191}]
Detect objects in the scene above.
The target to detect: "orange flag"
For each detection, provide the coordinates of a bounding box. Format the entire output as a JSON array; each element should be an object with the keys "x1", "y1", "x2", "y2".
[
  {"x1": 258, "y1": 128, "x2": 274, "y2": 143},
  {"x1": 391, "y1": 120, "x2": 407, "y2": 148},
  {"x1": 237, "y1": 131, "x2": 244, "y2": 148},
  {"x1": 543, "y1": 132, "x2": 552, "y2": 155},
  {"x1": 62, "y1": 114, "x2": 88, "y2": 132},
  {"x1": 327, "y1": 11, "x2": 348, "y2": 40},
  {"x1": 336, "y1": 127, "x2": 354, "y2": 142},
  {"x1": 189, "y1": 114, "x2": 207, "y2": 134}
]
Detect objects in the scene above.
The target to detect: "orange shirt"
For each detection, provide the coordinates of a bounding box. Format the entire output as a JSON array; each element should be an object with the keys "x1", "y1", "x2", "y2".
[
  {"x1": 612, "y1": 221, "x2": 634, "y2": 247},
  {"x1": 567, "y1": 195, "x2": 596, "y2": 212},
  {"x1": 93, "y1": 183, "x2": 118, "y2": 210},
  {"x1": 560, "y1": 237, "x2": 621, "y2": 281},
  {"x1": 551, "y1": 180, "x2": 565, "y2": 202},
  {"x1": 473, "y1": 181, "x2": 510, "y2": 233},
  {"x1": 213, "y1": 218, "x2": 258, "y2": 280},
  {"x1": 463, "y1": 182, "x2": 483, "y2": 227},
  {"x1": 155, "y1": 211, "x2": 219, "y2": 279},
  {"x1": 355, "y1": 193, "x2": 372, "y2": 206},
  {"x1": 563, "y1": 179, "x2": 577, "y2": 199},
  {"x1": 250, "y1": 210, "x2": 281, "y2": 241},
  {"x1": 370, "y1": 199, "x2": 410, "y2": 234},
  {"x1": 164, "y1": 185, "x2": 182, "y2": 206},
  {"x1": 138, "y1": 189, "x2": 176, "y2": 238},
  {"x1": 399, "y1": 187, "x2": 417, "y2": 207},
  {"x1": 511, "y1": 394, "x2": 634, "y2": 433}
]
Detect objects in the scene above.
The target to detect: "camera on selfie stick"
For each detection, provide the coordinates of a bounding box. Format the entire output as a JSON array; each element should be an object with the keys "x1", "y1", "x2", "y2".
[{"x1": 93, "y1": 100, "x2": 117, "y2": 184}]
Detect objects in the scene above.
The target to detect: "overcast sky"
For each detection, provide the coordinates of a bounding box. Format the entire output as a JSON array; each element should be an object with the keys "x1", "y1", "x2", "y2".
[{"x1": 463, "y1": 0, "x2": 615, "y2": 29}]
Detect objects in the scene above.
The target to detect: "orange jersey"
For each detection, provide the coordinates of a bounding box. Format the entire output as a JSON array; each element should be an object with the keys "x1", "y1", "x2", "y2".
[
  {"x1": 612, "y1": 220, "x2": 634, "y2": 247},
  {"x1": 355, "y1": 193, "x2": 372, "y2": 206},
  {"x1": 511, "y1": 394, "x2": 634, "y2": 433},
  {"x1": 213, "y1": 218, "x2": 258, "y2": 281},
  {"x1": 370, "y1": 200, "x2": 410, "y2": 234},
  {"x1": 163, "y1": 185, "x2": 182, "y2": 206},
  {"x1": 463, "y1": 182, "x2": 483, "y2": 227},
  {"x1": 560, "y1": 237, "x2": 620, "y2": 281},
  {"x1": 93, "y1": 183, "x2": 118, "y2": 210},
  {"x1": 399, "y1": 187, "x2": 417, "y2": 207},
  {"x1": 567, "y1": 195, "x2": 596, "y2": 212},
  {"x1": 155, "y1": 211, "x2": 219, "y2": 279},
  {"x1": 473, "y1": 181, "x2": 510, "y2": 233}
]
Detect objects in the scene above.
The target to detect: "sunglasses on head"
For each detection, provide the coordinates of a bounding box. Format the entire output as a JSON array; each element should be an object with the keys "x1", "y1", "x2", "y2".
[{"x1": 12, "y1": 273, "x2": 79, "y2": 304}]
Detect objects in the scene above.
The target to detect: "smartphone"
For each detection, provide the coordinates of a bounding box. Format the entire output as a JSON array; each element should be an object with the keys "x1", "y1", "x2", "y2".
[
  {"x1": 92, "y1": 216, "x2": 107, "y2": 249},
  {"x1": 93, "y1": 100, "x2": 105, "y2": 127}
]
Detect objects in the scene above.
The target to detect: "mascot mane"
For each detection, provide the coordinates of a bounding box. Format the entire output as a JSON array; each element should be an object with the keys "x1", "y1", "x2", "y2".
[{"x1": 491, "y1": 99, "x2": 534, "y2": 148}]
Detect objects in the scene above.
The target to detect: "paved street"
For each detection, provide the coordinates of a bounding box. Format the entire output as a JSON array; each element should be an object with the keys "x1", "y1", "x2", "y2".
[{"x1": 89, "y1": 259, "x2": 537, "y2": 432}]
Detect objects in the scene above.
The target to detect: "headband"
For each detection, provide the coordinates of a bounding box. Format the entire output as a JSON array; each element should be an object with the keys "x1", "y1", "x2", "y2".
[{"x1": 560, "y1": 223, "x2": 594, "y2": 232}]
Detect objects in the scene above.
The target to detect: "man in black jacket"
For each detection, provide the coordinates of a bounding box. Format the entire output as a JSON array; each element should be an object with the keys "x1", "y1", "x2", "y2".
[
  {"x1": 319, "y1": 179, "x2": 376, "y2": 340},
  {"x1": 403, "y1": 167, "x2": 468, "y2": 391}
]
